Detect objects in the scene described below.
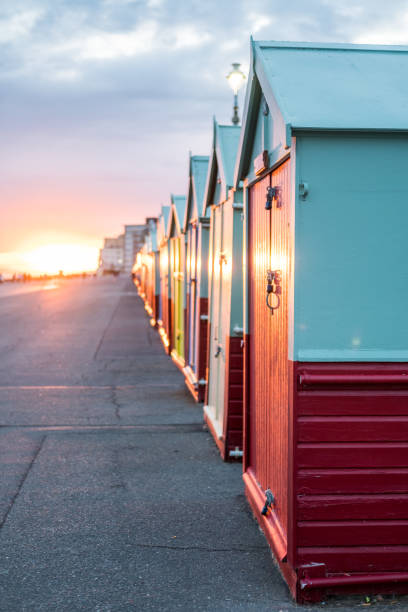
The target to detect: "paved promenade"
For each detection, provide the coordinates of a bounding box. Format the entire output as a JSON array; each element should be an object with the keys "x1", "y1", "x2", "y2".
[{"x1": 0, "y1": 277, "x2": 404, "y2": 611}]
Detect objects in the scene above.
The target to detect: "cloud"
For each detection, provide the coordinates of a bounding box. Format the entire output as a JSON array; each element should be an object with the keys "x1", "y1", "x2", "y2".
[
  {"x1": 334, "y1": 5, "x2": 364, "y2": 19},
  {"x1": 51, "y1": 68, "x2": 82, "y2": 81},
  {"x1": 147, "y1": 0, "x2": 164, "y2": 7},
  {"x1": 220, "y1": 39, "x2": 242, "y2": 52},
  {"x1": 3, "y1": 0, "x2": 408, "y2": 258},
  {"x1": 78, "y1": 20, "x2": 158, "y2": 60},
  {"x1": 75, "y1": 21, "x2": 211, "y2": 60},
  {"x1": 172, "y1": 25, "x2": 212, "y2": 49},
  {"x1": 0, "y1": 8, "x2": 43, "y2": 43},
  {"x1": 249, "y1": 13, "x2": 274, "y2": 34},
  {"x1": 0, "y1": 6, "x2": 213, "y2": 82},
  {"x1": 353, "y1": 11, "x2": 408, "y2": 44}
]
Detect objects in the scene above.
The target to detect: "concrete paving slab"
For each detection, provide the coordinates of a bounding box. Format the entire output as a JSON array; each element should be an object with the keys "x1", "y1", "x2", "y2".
[
  {"x1": 0, "y1": 384, "x2": 199, "y2": 426},
  {"x1": 0, "y1": 431, "x2": 290, "y2": 611},
  {"x1": 0, "y1": 430, "x2": 44, "y2": 526},
  {"x1": 0, "y1": 278, "x2": 407, "y2": 611}
]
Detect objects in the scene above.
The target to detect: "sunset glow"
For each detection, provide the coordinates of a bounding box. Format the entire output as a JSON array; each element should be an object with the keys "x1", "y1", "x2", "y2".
[{"x1": 22, "y1": 244, "x2": 99, "y2": 276}]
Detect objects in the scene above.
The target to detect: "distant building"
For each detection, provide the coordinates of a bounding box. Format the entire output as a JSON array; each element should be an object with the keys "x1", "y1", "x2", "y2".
[
  {"x1": 98, "y1": 234, "x2": 125, "y2": 274},
  {"x1": 124, "y1": 224, "x2": 145, "y2": 273}
]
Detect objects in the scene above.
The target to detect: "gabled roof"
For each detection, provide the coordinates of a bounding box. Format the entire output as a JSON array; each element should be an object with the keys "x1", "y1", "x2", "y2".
[
  {"x1": 235, "y1": 40, "x2": 408, "y2": 184},
  {"x1": 157, "y1": 205, "x2": 170, "y2": 245},
  {"x1": 157, "y1": 206, "x2": 170, "y2": 240},
  {"x1": 162, "y1": 206, "x2": 170, "y2": 235},
  {"x1": 167, "y1": 194, "x2": 187, "y2": 238},
  {"x1": 183, "y1": 153, "x2": 209, "y2": 231},
  {"x1": 203, "y1": 118, "x2": 240, "y2": 215}
]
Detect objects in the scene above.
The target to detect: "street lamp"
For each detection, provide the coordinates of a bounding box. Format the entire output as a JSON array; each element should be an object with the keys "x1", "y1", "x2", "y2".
[{"x1": 226, "y1": 63, "x2": 246, "y2": 125}]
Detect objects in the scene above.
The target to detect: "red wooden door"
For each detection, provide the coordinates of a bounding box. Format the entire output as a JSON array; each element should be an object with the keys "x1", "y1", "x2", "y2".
[{"x1": 248, "y1": 159, "x2": 291, "y2": 539}]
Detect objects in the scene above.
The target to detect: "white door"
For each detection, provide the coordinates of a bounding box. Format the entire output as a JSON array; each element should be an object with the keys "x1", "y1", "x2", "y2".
[{"x1": 206, "y1": 204, "x2": 226, "y2": 437}]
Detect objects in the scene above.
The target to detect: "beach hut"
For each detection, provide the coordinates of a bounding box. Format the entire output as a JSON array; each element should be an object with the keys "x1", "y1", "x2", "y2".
[
  {"x1": 140, "y1": 217, "x2": 159, "y2": 326},
  {"x1": 157, "y1": 206, "x2": 171, "y2": 352},
  {"x1": 236, "y1": 40, "x2": 408, "y2": 602},
  {"x1": 182, "y1": 154, "x2": 210, "y2": 401},
  {"x1": 203, "y1": 119, "x2": 244, "y2": 460},
  {"x1": 132, "y1": 230, "x2": 147, "y2": 297},
  {"x1": 167, "y1": 195, "x2": 187, "y2": 370},
  {"x1": 131, "y1": 250, "x2": 142, "y2": 290}
]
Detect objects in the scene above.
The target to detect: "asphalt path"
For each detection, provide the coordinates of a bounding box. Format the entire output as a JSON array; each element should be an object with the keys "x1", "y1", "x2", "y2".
[{"x1": 0, "y1": 277, "x2": 405, "y2": 611}]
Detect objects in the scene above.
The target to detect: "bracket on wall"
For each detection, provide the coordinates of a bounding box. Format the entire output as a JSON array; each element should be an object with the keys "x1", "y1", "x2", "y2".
[{"x1": 299, "y1": 182, "x2": 309, "y2": 201}]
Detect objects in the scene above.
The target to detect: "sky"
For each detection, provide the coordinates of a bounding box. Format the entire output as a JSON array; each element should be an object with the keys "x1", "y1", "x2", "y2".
[{"x1": 1, "y1": 0, "x2": 408, "y2": 273}]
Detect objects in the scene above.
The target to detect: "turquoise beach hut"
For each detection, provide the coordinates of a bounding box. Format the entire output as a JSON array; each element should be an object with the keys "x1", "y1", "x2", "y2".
[
  {"x1": 236, "y1": 40, "x2": 408, "y2": 602},
  {"x1": 157, "y1": 205, "x2": 171, "y2": 351},
  {"x1": 203, "y1": 119, "x2": 244, "y2": 460},
  {"x1": 167, "y1": 194, "x2": 187, "y2": 369},
  {"x1": 182, "y1": 153, "x2": 210, "y2": 401}
]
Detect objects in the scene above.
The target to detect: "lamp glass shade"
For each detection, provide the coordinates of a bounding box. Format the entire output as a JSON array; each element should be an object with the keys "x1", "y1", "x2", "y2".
[{"x1": 226, "y1": 63, "x2": 246, "y2": 95}]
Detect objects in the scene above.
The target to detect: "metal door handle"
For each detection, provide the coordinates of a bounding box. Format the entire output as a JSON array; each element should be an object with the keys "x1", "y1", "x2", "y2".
[{"x1": 266, "y1": 269, "x2": 282, "y2": 315}]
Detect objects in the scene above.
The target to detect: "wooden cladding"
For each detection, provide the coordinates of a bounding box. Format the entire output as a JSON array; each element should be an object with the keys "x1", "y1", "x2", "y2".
[
  {"x1": 185, "y1": 223, "x2": 198, "y2": 372},
  {"x1": 224, "y1": 336, "x2": 244, "y2": 457},
  {"x1": 247, "y1": 159, "x2": 291, "y2": 538},
  {"x1": 299, "y1": 372, "x2": 408, "y2": 389},
  {"x1": 298, "y1": 416, "x2": 408, "y2": 442},
  {"x1": 159, "y1": 245, "x2": 171, "y2": 351},
  {"x1": 294, "y1": 362, "x2": 408, "y2": 575},
  {"x1": 197, "y1": 297, "x2": 208, "y2": 385},
  {"x1": 297, "y1": 468, "x2": 408, "y2": 495},
  {"x1": 244, "y1": 158, "x2": 408, "y2": 597},
  {"x1": 170, "y1": 237, "x2": 184, "y2": 361}
]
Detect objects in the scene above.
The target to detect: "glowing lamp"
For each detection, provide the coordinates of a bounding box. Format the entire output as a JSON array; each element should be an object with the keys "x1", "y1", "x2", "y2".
[
  {"x1": 226, "y1": 63, "x2": 246, "y2": 125},
  {"x1": 226, "y1": 63, "x2": 246, "y2": 94}
]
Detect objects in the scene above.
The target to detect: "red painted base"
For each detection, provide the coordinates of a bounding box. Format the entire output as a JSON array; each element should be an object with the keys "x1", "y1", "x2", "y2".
[
  {"x1": 197, "y1": 297, "x2": 208, "y2": 386},
  {"x1": 205, "y1": 336, "x2": 244, "y2": 462},
  {"x1": 244, "y1": 359, "x2": 408, "y2": 603},
  {"x1": 223, "y1": 336, "x2": 243, "y2": 460},
  {"x1": 153, "y1": 294, "x2": 160, "y2": 324},
  {"x1": 197, "y1": 386, "x2": 205, "y2": 403}
]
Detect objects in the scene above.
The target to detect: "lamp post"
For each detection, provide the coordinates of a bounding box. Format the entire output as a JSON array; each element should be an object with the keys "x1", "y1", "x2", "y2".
[{"x1": 226, "y1": 63, "x2": 246, "y2": 125}]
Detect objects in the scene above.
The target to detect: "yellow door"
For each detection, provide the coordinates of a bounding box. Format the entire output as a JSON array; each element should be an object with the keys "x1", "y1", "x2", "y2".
[{"x1": 172, "y1": 237, "x2": 184, "y2": 360}]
